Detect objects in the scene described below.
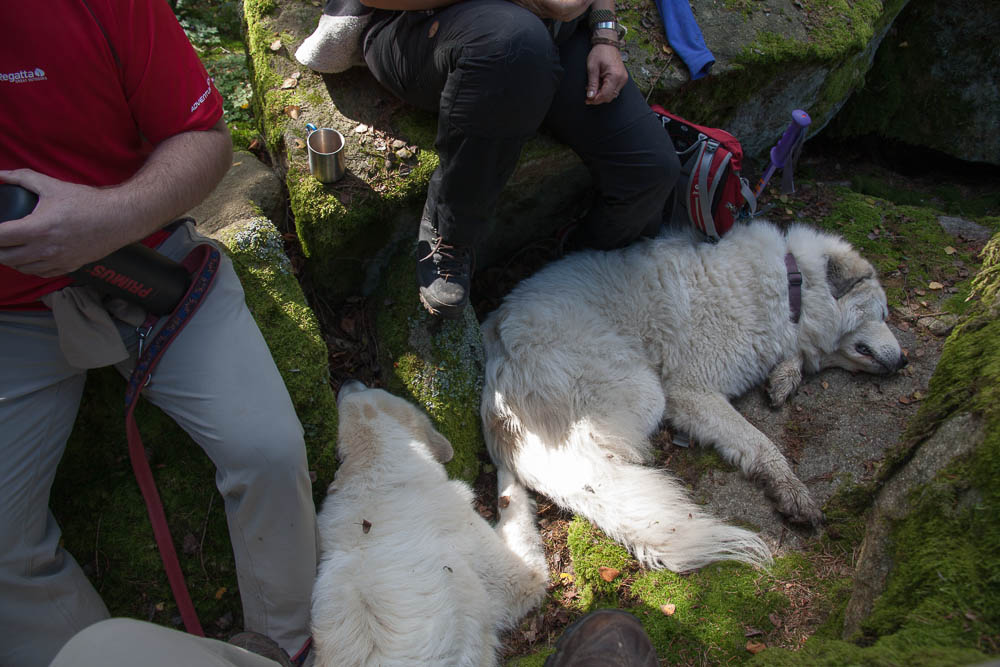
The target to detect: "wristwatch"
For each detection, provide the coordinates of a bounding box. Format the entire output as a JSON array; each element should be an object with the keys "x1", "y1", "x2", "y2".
[{"x1": 588, "y1": 9, "x2": 627, "y2": 41}]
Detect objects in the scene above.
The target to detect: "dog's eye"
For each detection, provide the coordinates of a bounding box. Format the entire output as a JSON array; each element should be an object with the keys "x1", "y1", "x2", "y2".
[{"x1": 855, "y1": 343, "x2": 873, "y2": 357}]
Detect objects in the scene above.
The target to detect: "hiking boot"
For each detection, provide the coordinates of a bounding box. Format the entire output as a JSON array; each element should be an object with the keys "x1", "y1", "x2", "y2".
[
  {"x1": 228, "y1": 631, "x2": 295, "y2": 667},
  {"x1": 545, "y1": 609, "x2": 658, "y2": 667},
  {"x1": 416, "y1": 218, "x2": 473, "y2": 320}
]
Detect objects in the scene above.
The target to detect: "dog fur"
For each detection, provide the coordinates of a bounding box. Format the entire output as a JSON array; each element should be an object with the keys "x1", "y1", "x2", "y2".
[
  {"x1": 481, "y1": 220, "x2": 905, "y2": 572},
  {"x1": 311, "y1": 381, "x2": 548, "y2": 667}
]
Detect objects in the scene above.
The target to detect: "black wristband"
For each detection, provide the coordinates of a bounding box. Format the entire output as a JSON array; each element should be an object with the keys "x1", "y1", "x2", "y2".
[{"x1": 588, "y1": 8, "x2": 616, "y2": 30}]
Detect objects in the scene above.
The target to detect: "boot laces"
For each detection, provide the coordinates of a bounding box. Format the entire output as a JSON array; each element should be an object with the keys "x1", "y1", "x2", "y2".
[{"x1": 421, "y1": 237, "x2": 471, "y2": 280}]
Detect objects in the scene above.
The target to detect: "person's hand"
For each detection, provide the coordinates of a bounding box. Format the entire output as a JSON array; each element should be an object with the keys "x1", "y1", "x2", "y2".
[
  {"x1": 585, "y1": 41, "x2": 628, "y2": 105},
  {"x1": 510, "y1": 0, "x2": 593, "y2": 22},
  {"x1": 0, "y1": 169, "x2": 128, "y2": 277}
]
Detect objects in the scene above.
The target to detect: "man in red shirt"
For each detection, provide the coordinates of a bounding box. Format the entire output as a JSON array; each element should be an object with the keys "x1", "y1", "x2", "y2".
[{"x1": 0, "y1": 2, "x2": 316, "y2": 665}]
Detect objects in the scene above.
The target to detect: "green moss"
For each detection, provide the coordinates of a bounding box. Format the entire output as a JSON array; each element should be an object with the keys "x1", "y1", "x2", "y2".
[
  {"x1": 819, "y1": 476, "x2": 876, "y2": 547},
  {"x1": 565, "y1": 518, "x2": 798, "y2": 665},
  {"x1": 371, "y1": 244, "x2": 485, "y2": 483},
  {"x1": 218, "y1": 217, "x2": 340, "y2": 495},
  {"x1": 811, "y1": 189, "x2": 982, "y2": 309}
]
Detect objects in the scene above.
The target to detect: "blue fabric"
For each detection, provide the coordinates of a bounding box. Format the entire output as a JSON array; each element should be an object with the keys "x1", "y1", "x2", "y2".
[{"x1": 653, "y1": 0, "x2": 715, "y2": 80}]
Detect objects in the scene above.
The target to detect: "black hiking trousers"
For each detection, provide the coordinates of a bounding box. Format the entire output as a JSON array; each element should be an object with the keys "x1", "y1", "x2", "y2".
[{"x1": 363, "y1": 0, "x2": 680, "y2": 250}]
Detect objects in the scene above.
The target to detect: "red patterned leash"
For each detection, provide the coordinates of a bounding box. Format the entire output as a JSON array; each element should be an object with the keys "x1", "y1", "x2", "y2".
[{"x1": 124, "y1": 243, "x2": 221, "y2": 636}]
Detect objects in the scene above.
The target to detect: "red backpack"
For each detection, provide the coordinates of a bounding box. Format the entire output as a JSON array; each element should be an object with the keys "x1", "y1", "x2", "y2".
[{"x1": 651, "y1": 105, "x2": 757, "y2": 241}]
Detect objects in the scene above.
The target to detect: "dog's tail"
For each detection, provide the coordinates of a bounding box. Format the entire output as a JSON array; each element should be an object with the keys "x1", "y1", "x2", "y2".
[{"x1": 497, "y1": 424, "x2": 772, "y2": 573}]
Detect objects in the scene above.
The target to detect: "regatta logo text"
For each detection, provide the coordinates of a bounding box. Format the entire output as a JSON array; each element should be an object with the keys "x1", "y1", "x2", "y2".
[{"x1": 1, "y1": 68, "x2": 47, "y2": 83}]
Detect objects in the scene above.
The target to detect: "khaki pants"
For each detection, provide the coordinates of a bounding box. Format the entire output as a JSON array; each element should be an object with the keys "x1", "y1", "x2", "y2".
[
  {"x1": 49, "y1": 619, "x2": 281, "y2": 667},
  {"x1": 0, "y1": 223, "x2": 317, "y2": 667}
]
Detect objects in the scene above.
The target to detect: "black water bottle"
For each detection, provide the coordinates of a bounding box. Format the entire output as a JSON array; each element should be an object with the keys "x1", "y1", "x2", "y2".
[{"x1": 0, "y1": 183, "x2": 190, "y2": 315}]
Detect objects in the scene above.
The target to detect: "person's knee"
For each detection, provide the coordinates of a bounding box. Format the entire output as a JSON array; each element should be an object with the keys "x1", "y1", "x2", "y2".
[
  {"x1": 639, "y1": 143, "x2": 681, "y2": 201},
  {"x1": 448, "y1": 9, "x2": 560, "y2": 133},
  {"x1": 214, "y1": 412, "x2": 308, "y2": 483},
  {"x1": 51, "y1": 619, "x2": 150, "y2": 665}
]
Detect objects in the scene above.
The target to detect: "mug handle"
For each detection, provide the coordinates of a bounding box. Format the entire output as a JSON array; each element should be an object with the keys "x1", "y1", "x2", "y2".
[{"x1": 305, "y1": 123, "x2": 317, "y2": 133}]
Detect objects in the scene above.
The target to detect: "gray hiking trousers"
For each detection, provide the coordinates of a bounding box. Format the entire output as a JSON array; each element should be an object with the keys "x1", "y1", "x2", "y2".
[{"x1": 0, "y1": 222, "x2": 317, "y2": 667}]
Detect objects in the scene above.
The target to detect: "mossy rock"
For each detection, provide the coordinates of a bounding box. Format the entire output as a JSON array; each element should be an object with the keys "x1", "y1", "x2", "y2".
[
  {"x1": 370, "y1": 240, "x2": 486, "y2": 483},
  {"x1": 828, "y1": 0, "x2": 1000, "y2": 166},
  {"x1": 50, "y1": 216, "x2": 337, "y2": 634},
  {"x1": 619, "y1": 0, "x2": 911, "y2": 159}
]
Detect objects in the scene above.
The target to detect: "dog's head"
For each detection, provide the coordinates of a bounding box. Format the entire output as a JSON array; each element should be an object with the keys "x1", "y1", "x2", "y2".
[
  {"x1": 335, "y1": 380, "x2": 454, "y2": 467},
  {"x1": 817, "y1": 249, "x2": 907, "y2": 376}
]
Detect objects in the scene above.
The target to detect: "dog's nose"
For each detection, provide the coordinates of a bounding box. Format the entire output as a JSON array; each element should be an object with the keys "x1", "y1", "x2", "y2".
[
  {"x1": 896, "y1": 354, "x2": 908, "y2": 372},
  {"x1": 338, "y1": 379, "x2": 368, "y2": 401}
]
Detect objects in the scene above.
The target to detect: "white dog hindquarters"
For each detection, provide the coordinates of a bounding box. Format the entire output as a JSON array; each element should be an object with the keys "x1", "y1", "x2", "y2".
[
  {"x1": 482, "y1": 220, "x2": 905, "y2": 571},
  {"x1": 311, "y1": 383, "x2": 547, "y2": 667}
]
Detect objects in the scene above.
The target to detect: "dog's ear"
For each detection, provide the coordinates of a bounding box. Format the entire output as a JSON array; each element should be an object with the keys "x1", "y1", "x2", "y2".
[
  {"x1": 825, "y1": 253, "x2": 871, "y2": 300},
  {"x1": 424, "y1": 427, "x2": 454, "y2": 464}
]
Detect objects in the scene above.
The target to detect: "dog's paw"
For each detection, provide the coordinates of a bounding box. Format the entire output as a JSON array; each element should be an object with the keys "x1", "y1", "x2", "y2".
[
  {"x1": 767, "y1": 359, "x2": 802, "y2": 407},
  {"x1": 771, "y1": 481, "x2": 824, "y2": 528}
]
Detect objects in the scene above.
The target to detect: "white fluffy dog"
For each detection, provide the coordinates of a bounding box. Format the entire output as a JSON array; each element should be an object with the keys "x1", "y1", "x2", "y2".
[
  {"x1": 481, "y1": 220, "x2": 906, "y2": 572},
  {"x1": 311, "y1": 381, "x2": 548, "y2": 667}
]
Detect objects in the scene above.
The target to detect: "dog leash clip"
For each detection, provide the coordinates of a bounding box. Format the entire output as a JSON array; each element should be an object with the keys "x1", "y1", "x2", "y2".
[{"x1": 135, "y1": 323, "x2": 154, "y2": 387}]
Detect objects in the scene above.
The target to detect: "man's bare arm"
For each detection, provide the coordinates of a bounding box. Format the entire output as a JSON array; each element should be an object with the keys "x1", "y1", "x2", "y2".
[{"x1": 0, "y1": 117, "x2": 233, "y2": 277}]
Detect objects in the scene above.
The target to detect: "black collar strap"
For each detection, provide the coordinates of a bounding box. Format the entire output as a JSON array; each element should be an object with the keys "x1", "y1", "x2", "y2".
[{"x1": 785, "y1": 252, "x2": 802, "y2": 323}]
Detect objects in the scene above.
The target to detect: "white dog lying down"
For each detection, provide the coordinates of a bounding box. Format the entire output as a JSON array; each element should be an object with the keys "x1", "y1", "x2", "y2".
[
  {"x1": 311, "y1": 381, "x2": 548, "y2": 667},
  {"x1": 481, "y1": 220, "x2": 906, "y2": 572}
]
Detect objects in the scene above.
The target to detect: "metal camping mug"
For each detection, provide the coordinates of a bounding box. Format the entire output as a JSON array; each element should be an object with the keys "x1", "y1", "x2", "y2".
[{"x1": 305, "y1": 123, "x2": 347, "y2": 183}]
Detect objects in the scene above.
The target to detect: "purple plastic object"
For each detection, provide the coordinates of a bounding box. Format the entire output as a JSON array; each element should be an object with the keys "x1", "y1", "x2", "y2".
[
  {"x1": 754, "y1": 110, "x2": 811, "y2": 200},
  {"x1": 770, "y1": 109, "x2": 811, "y2": 168}
]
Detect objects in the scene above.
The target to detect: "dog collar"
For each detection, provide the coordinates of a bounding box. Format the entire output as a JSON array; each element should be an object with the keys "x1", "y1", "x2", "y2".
[{"x1": 785, "y1": 253, "x2": 802, "y2": 323}]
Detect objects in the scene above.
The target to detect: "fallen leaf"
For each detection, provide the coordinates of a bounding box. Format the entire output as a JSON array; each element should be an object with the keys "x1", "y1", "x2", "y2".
[
  {"x1": 498, "y1": 495, "x2": 510, "y2": 508},
  {"x1": 292, "y1": 71, "x2": 302, "y2": 80},
  {"x1": 914, "y1": 288, "x2": 927, "y2": 296},
  {"x1": 283, "y1": 105, "x2": 300, "y2": 119},
  {"x1": 599, "y1": 566, "x2": 620, "y2": 582},
  {"x1": 281, "y1": 77, "x2": 298, "y2": 90},
  {"x1": 745, "y1": 627, "x2": 763, "y2": 637},
  {"x1": 821, "y1": 381, "x2": 829, "y2": 390},
  {"x1": 944, "y1": 246, "x2": 957, "y2": 255},
  {"x1": 746, "y1": 641, "x2": 767, "y2": 654},
  {"x1": 912, "y1": 391, "x2": 925, "y2": 400},
  {"x1": 270, "y1": 38, "x2": 282, "y2": 52},
  {"x1": 899, "y1": 396, "x2": 911, "y2": 405},
  {"x1": 660, "y1": 603, "x2": 676, "y2": 616},
  {"x1": 361, "y1": 519, "x2": 372, "y2": 534},
  {"x1": 214, "y1": 587, "x2": 227, "y2": 600},
  {"x1": 155, "y1": 602, "x2": 165, "y2": 612},
  {"x1": 294, "y1": 138, "x2": 306, "y2": 150},
  {"x1": 355, "y1": 123, "x2": 369, "y2": 134},
  {"x1": 928, "y1": 281, "x2": 944, "y2": 290},
  {"x1": 559, "y1": 572, "x2": 575, "y2": 584}
]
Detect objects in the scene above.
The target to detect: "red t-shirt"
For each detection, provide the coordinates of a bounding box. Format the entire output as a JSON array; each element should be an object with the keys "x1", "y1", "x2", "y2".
[{"x1": 0, "y1": 0, "x2": 224, "y2": 308}]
